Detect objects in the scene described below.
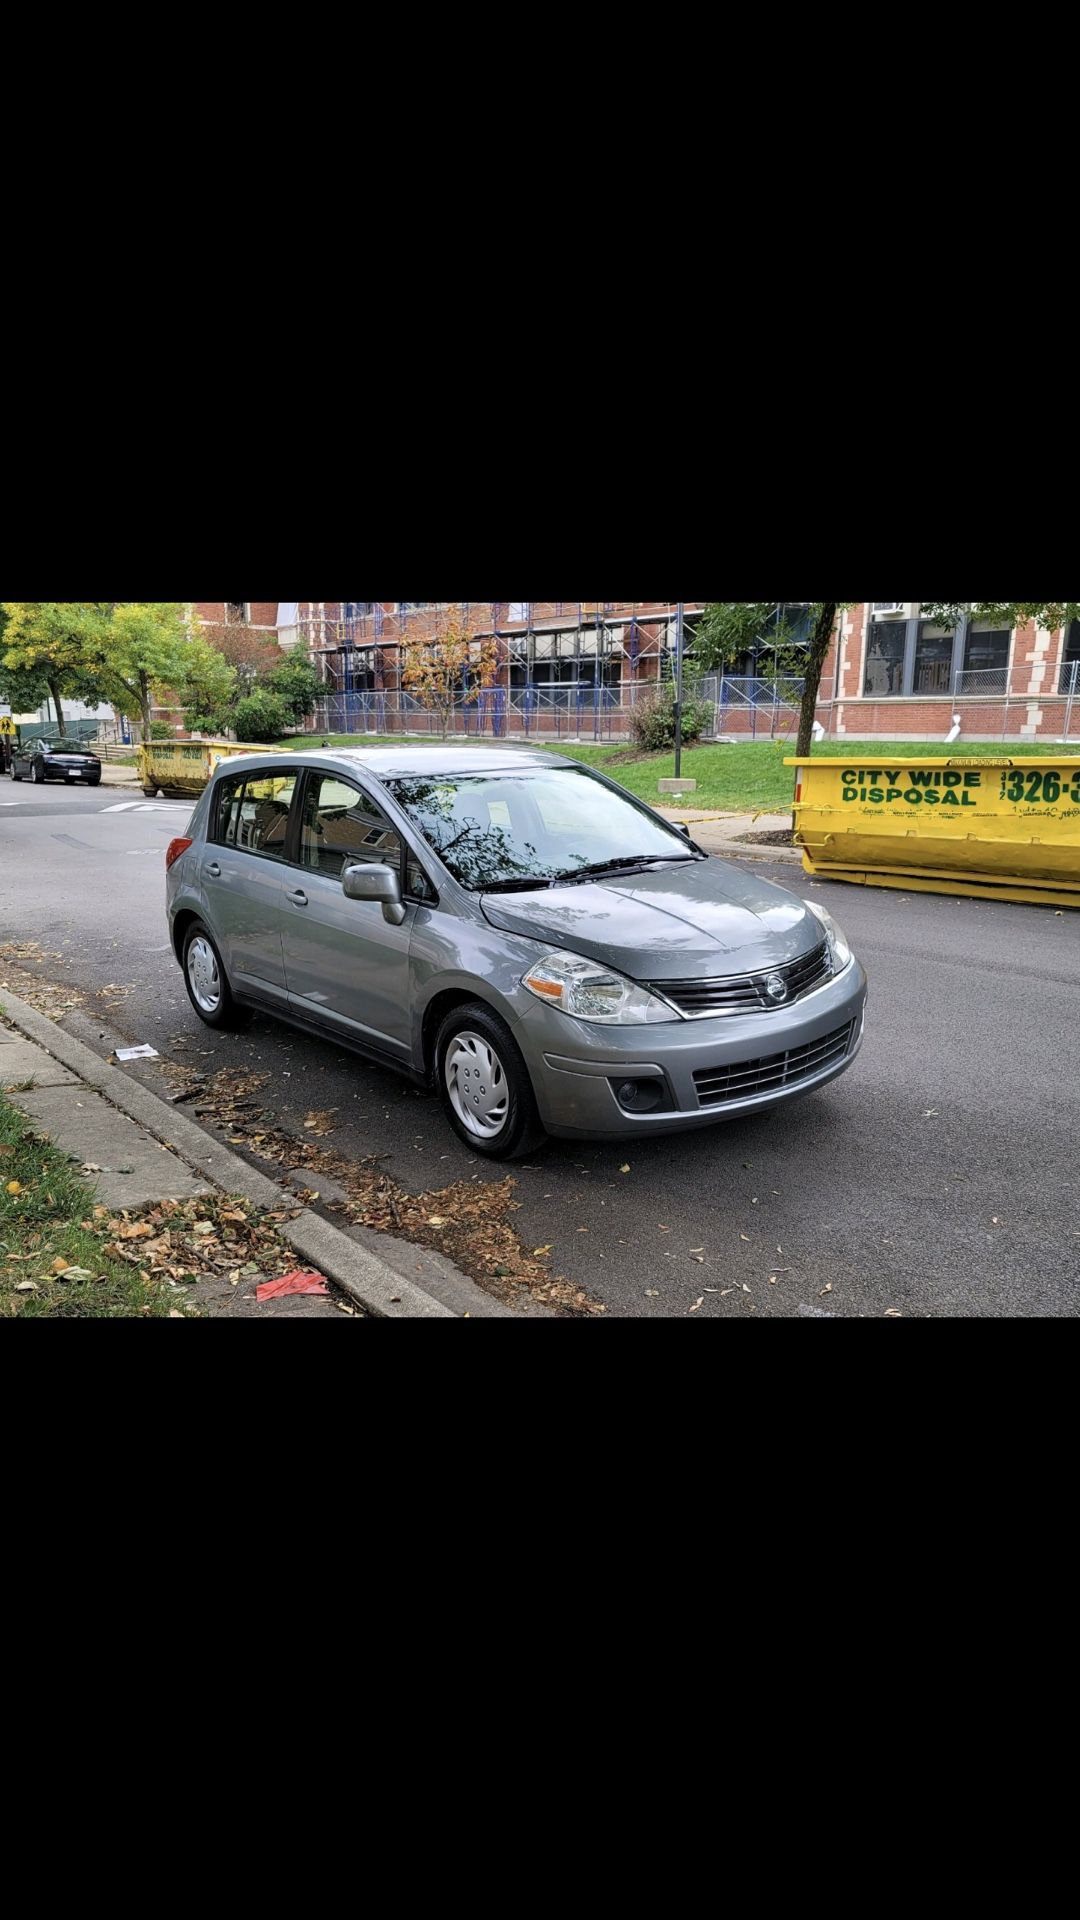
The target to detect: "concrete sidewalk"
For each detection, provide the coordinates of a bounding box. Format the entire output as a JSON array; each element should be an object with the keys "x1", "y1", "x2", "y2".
[
  {"x1": 655, "y1": 806, "x2": 802, "y2": 863},
  {"x1": 0, "y1": 989, "x2": 506, "y2": 1319}
]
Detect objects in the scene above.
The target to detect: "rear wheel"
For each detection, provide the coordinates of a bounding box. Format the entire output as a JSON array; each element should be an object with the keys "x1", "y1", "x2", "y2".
[
  {"x1": 181, "y1": 923, "x2": 248, "y2": 1030},
  {"x1": 30, "y1": 762, "x2": 42, "y2": 784},
  {"x1": 10, "y1": 765, "x2": 21, "y2": 782},
  {"x1": 435, "y1": 1003, "x2": 546, "y2": 1160}
]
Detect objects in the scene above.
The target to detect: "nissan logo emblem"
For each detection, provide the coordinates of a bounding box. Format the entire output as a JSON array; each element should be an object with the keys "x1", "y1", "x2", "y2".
[{"x1": 765, "y1": 972, "x2": 787, "y2": 1002}]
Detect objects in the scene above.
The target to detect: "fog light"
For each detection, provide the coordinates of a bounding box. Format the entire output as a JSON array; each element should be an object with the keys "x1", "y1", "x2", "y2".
[{"x1": 614, "y1": 1079, "x2": 665, "y2": 1115}]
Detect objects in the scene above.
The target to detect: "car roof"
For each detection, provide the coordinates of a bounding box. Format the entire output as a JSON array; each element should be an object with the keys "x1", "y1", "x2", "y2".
[{"x1": 213, "y1": 745, "x2": 577, "y2": 781}]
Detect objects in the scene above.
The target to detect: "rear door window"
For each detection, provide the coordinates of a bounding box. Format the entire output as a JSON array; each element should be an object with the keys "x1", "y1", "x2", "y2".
[{"x1": 213, "y1": 773, "x2": 298, "y2": 861}]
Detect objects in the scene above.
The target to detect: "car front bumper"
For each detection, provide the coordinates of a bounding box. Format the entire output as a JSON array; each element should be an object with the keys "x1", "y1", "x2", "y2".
[{"x1": 513, "y1": 960, "x2": 868, "y2": 1139}]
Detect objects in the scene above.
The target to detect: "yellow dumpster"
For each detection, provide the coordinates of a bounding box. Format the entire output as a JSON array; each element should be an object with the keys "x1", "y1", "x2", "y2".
[
  {"x1": 137, "y1": 740, "x2": 271, "y2": 799},
  {"x1": 786, "y1": 756, "x2": 1080, "y2": 909}
]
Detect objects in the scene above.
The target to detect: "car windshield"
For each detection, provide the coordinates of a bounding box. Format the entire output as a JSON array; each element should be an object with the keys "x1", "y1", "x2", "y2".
[
  {"x1": 386, "y1": 767, "x2": 700, "y2": 892},
  {"x1": 44, "y1": 739, "x2": 93, "y2": 753}
]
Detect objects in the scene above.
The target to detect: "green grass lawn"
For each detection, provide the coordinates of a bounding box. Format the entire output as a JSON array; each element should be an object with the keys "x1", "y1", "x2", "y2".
[
  {"x1": 273, "y1": 733, "x2": 1065, "y2": 814},
  {"x1": 0, "y1": 1093, "x2": 181, "y2": 1317}
]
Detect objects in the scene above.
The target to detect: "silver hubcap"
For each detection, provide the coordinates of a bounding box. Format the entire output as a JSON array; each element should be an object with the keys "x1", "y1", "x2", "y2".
[
  {"x1": 187, "y1": 936, "x2": 222, "y2": 1014},
  {"x1": 444, "y1": 1031, "x2": 510, "y2": 1139}
]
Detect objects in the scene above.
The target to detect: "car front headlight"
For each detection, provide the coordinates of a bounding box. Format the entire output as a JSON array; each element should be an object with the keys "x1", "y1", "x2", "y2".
[
  {"x1": 522, "y1": 950, "x2": 679, "y2": 1024},
  {"x1": 807, "y1": 901, "x2": 853, "y2": 975}
]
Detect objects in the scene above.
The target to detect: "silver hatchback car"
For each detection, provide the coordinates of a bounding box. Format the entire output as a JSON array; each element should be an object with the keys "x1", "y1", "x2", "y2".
[{"x1": 165, "y1": 747, "x2": 867, "y2": 1159}]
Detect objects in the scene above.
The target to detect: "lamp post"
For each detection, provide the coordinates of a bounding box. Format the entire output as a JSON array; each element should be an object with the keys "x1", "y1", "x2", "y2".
[{"x1": 674, "y1": 600, "x2": 685, "y2": 779}]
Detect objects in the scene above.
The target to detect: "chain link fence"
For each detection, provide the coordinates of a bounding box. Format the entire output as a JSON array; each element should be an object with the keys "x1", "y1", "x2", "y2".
[{"x1": 308, "y1": 663, "x2": 1080, "y2": 748}]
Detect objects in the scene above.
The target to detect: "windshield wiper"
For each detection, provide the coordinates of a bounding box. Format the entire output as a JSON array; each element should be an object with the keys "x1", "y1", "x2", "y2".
[
  {"x1": 479, "y1": 875, "x2": 561, "y2": 894},
  {"x1": 557, "y1": 854, "x2": 702, "y2": 883}
]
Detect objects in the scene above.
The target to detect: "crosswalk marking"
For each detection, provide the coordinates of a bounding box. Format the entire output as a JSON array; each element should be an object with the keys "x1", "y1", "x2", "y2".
[{"x1": 102, "y1": 800, "x2": 188, "y2": 813}]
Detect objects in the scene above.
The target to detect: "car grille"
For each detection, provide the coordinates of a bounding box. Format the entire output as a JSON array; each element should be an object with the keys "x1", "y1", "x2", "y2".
[
  {"x1": 650, "y1": 941, "x2": 832, "y2": 1017},
  {"x1": 693, "y1": 1019, "x2": 856, "y2": 1107}
]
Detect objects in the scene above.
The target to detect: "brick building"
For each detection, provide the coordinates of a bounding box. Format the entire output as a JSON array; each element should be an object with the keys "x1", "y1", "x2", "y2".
[
  {"x1": 193, "y1": 602, "x2": 283, "y2": 635},
  {"x1": 189, "y1": 601, "x2": 1076, "y2": 745},
  {"x1": 298, "y1": 601, "x2": 706, "y2": 738},
  {"x1": 821, "y1": 603, "x2": 1080, "y2": 741}
]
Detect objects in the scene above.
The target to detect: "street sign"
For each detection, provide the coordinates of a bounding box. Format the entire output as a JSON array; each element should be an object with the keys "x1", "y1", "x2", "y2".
[{"x1": 0, "y1": 716, "x2": 16, "y2": 737}]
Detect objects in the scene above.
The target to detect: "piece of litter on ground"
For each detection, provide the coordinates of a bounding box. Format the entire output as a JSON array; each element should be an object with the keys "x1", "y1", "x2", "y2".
[
  {"x1": 116, "y1": 1045, "x2": 160, "y2": 1061},
  {"x1": 255, "y1": 1270, "x2": 331, "y2": 1302}
]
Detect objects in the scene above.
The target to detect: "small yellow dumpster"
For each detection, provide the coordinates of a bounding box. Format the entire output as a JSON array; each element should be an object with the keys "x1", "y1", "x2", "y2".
[
  {"x1": 786, "y1": 756, "x2": 1080, "y2": 909},
  {"x1": 137, "y1": 741, "x2": 271, "y2": 799}
]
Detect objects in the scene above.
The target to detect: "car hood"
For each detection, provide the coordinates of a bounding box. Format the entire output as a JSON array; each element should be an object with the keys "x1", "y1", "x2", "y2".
[{"x1": 481, "y1": 860, "x2": 821, "y2": 977}]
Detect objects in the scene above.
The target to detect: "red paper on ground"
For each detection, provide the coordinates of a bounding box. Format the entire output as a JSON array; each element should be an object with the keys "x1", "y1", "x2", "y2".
[{"x1": 256, "y1": 1270, "x2": 331, "y2": 1301}]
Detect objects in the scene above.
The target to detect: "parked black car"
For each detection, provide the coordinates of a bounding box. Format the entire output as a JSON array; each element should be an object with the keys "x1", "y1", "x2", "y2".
[{"x1": 10, "y1": 738, "x2": 102, "y2": 786}]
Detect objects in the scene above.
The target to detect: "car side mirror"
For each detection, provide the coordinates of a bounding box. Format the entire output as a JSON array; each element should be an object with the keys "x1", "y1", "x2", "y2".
[
  {"x1": 342, "y1": 861, "x2": 407, "y2": 925},
  {"x1": 673, "y1": 820, "x2": 691, "y2": 836}
]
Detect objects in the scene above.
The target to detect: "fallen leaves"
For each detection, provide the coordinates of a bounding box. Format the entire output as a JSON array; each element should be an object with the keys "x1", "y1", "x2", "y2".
[
  {"x1": 303, "y1": 1109, "x2": 338, "y2": 1136},
  {"x1": 688, "y1": 1296, "x2": 705, "y2": 1314},
  {"x1": 6, "y1": 1180, "x2": 22, "y2": 1195}
]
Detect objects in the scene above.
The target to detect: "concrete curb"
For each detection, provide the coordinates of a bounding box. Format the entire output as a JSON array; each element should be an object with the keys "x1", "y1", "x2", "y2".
[
  {"x1": 709, "y1": 838, "x2": 804, "y2": 866},
  {"x1": 0, "y1": 986, "x2": 460, "y2": 1319}
]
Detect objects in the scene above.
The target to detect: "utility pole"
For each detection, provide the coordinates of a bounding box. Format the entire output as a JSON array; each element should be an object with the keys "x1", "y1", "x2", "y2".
[{"x1": 674, "y1": 601, "x2": 685, "y2": 779}]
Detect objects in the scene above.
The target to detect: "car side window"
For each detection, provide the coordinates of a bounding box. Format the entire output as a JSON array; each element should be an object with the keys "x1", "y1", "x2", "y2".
[
  {"x1": 214, "y1": 773, "x2": 297, "y2": 861},
  {"x1": 301, "y1": 776, "x2": 402, "y2": 880}
]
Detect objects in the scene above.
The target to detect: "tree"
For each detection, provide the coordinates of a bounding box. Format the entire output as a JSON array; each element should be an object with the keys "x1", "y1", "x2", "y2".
[
  {"x1": 919, "y1": 601, "x2": 1079, "y2": 633},
  {"x1": 0, "y1": 654, "x2": 52, "y2": 719},
  {"x1": 268, "y1": 650, "x2": 322, "y2": 726},
  {"x1": 699, "y1": 602, "x2": 1080, "y2": 764},
  {"x1": 176, "y1": 634, "x2": 238, "y2": 735},
  {"x1": 401, "y1": 607, "x2": 499, "y2": 739},
  {"x1": 1, "y1": 600, "x2": 105, "y2": 732},
  {"x1": 1, "y1": 600, "x2": 224, "y2": 740},
  {"x1": 202, "y1": 615, "x2": 282, "y2": 696},
  {"x1": 232, "y1": 688, "x2": 291, "y2": 743},
  {"x1": 88, "y1": 602, "x2": 199, "y2": 738},
  {"x1": 696, "y1": 603, "x2": 849, "y2": 760}
]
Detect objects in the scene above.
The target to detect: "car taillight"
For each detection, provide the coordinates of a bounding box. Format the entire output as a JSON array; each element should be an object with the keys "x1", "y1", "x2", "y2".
[{"x1": 165, "y1": 838, "x2": 193, "y2": 872}]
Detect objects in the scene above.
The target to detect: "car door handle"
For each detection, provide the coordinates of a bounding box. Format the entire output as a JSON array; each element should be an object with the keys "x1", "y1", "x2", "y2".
[
  {"x1": 206, "y1": 862, "x2": 221, "y2": 878},
  {"x1": 288, "y1": 889, "x2": 308, "y2": 907}
]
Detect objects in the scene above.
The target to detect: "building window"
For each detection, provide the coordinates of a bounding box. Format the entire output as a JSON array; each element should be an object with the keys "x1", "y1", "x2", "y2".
[
  {"x1": 962, "y1": 626, "x2": 1011, "y2": 677},
  {"x1": 225, "y1": 603, "x2": 249, "y2": 624},
  {"x1": 1060, "y1": 620, "x2": 1080, "y2": 694},
  {"x1": 864, "y1": 619, "x2": 907, "y2": 696},
  {"x1": 509, "y1": 603, "x2": 529, "y2": 621},
  {"x1": 397, "y1": 603, "x2": 432, "y2": 613},
  {"x1": 862, "y1": 608, "x2": 1015, "y2": 697},
  {"x1": 508, "y1": 662, "x2": 622, "y2": 708},
  {"x1": 913, "y1": 623, "x2": 955, "y2": 695}
]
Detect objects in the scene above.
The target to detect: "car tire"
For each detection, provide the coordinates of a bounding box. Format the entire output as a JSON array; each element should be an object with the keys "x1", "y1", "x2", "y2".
[
  {"x1": 11, "y1": 766, "x2": 21, "y2": 782},
  {"x1": 142, "y1": 785, "x2": 159, "y2": 798},
  {"x1": 434, "y1": 1002, "x2": 546, "y2": 1161},
  {"x1": 181, "y1": 922, "x2": 249, "y2": 1031},
  {"x1": 30, "y1": 762, "x2": 42, "y2": 784},
  {"x1": 87, "y1": 776, "x2": 101, "y2": 787}
]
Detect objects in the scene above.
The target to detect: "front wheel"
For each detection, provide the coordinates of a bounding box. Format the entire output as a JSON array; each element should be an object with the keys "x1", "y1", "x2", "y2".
[
  {"x1": 435, "y1": 1003, "x2": 546, "y2": 1160},
  {"x1": 182, "y1": 923, "x2": 248, "y2": 1030},
  {"x1": 11, "y1": 765, "x2": 21, "y2": 782},
  {"x1": 30, "y1": 762, "x2": 42, "y2": 784}
]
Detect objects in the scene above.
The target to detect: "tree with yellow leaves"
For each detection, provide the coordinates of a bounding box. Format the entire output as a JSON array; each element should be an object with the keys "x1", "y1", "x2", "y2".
[{"x1": 401, "y1": 606, "x2": 499, "y2": 739}]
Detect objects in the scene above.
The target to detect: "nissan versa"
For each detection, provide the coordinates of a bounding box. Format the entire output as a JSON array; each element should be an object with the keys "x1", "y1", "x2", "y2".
[{"x1": 165, "y1": 748, "x2": 867, "y2": 1159}]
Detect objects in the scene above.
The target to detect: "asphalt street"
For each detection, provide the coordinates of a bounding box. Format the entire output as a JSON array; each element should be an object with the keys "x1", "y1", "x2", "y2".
[{"x1": 2, "y1": 781, "x2": 1078, "y2": 1317}]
